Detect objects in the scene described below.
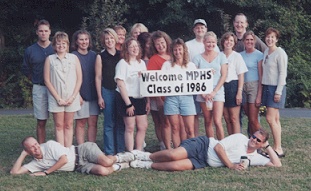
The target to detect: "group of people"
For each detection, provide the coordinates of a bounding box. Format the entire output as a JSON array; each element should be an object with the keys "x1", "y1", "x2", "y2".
[{"x1": 12, "y1": 12, "x2": 287, "y2": 176}]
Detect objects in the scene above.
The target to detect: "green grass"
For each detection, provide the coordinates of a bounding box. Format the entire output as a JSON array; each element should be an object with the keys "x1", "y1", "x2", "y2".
[{"x1": 0, "y1": 114, "x2": 310, "y2": 191}]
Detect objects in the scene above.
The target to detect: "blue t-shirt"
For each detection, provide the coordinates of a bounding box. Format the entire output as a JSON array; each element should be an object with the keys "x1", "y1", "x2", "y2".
[
  {"x1": 192, "y1": 53, "x2": 228, "y2": 86},
  {"x1": 72, "y1": 50, "x2": 97, "y2": 101},
  {"x1": 21, "y1": 43, "x2": 54, "y2": 84},
  {"x1": 240, "y1": 50, "x2": 263, "y2": 82}
]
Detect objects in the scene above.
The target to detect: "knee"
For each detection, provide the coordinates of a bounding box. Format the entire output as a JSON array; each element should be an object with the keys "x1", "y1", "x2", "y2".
[{"x1": 96, "y1": 167, "x2": 110, "y2": 176}]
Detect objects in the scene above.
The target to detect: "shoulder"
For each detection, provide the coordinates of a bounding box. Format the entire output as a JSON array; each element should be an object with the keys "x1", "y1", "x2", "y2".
[{"x1": 187, "y1": 62, "x2": 197, "y2": 69}]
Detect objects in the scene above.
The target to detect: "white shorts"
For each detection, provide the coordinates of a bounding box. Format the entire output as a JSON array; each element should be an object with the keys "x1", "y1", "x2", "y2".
[
  {"x1": 74, "y1": 100, "x2": 100, "y2": 119},
  {"x1": 32, "y1": 85, "x2": 49, "y2": 120}
]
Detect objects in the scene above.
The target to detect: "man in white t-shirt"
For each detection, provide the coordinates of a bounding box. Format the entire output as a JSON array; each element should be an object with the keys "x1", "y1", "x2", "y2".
[
  {"x1": 10, "y1": 137, "x2": 135, "y2": 176},
  {"x1": 130, "y1": 128, "x2": 281, "y2": 171}
]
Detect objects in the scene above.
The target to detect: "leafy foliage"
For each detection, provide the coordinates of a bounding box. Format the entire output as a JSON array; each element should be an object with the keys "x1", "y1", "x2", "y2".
[{"x1": 80, "y1": 0, "x2": 129, "y2": 51}]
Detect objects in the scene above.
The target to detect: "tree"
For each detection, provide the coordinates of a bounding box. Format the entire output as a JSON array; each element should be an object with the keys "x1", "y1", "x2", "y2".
[{"x1": 80, "y1": 0, "x2": 129, "y2": 51}]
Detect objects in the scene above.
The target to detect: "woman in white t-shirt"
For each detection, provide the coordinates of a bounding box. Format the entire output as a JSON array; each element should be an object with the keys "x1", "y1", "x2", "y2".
[
  {"x1": 221, "y1": 32, "x2": 248, "y2": 135},
  {"x1": 161, "y1": 38, "x2": 196, "y2": 147},
  {"x1": 114, "y1": 38, "x2": 150, "y2": 151}
]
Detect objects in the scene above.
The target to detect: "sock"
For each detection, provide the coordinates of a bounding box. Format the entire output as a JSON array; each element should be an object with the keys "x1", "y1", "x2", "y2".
[{"x1": 112, "y1": 164, "x2": 121, "y2": 171}]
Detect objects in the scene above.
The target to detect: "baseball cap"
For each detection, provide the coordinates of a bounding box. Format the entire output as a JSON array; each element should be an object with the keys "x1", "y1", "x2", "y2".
[{"x1": 193, "y1": 19, "x2": 207, "y2": 27}]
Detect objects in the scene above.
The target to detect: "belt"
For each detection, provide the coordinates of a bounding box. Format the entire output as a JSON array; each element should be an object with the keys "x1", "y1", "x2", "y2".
[
  {"x1": 33, "y1": 83, "x2": 45, "y2": 86},
  {"x1": 74, "y1": 146, "x2": 80, "y2": 171}
]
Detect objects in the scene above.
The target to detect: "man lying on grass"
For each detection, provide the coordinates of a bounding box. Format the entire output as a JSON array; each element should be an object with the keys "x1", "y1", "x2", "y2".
[
  {"x1": 130, "y1": 128, "x2": 282, "y2": 171},
  {"x1": 10, "y1": 136, "x2": 135, "y2": 176}
]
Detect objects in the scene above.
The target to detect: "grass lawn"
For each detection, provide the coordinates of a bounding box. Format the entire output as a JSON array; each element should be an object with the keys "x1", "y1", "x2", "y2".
[{"x1": 0, "y1": 114, "x2": 310, "y2": 191}]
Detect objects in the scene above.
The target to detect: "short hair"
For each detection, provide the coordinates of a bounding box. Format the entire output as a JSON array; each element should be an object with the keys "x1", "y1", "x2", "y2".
[
  {"x1": 234, "y1": 13, "x2": 248, "y2": 22},
  {"x1": 220, "y1": 32, "x2": 237, "y2": 50},
  {"x1": 203, "y1": 31, "x2": 217, "y2": 43},
  {"x1": 71, "y1": 29, "x2": 93, "y2": 51},
  {"x1": 242, "y1": 30, "x2": 256, "y2": 43},
  {"x1": 114, "y1": 25, "x2": 127, "y2": 34},
  {"x1": 21, "y1": 136, "x2": 35, "y2": 151},
  {"x1": 121, "y1": 37, "x2": 142, "y2": 63},
  {"x1": 101, "y1": 28, "x2": 118, "y2": 48},
  {"x1": 36, "y1": 19, "x2": 50, "y2": 30},
  {"x1": 171, "y1": 38, "x2": 189, "y2": 68},
  {"x1": 150, "y1": 30, "x2": 172, "y2": 55},
  {"x1": 137, "y1": 32, "x2": 152, "y2": 59},
  {"x1": 52, "y1": 31, "x2": 70, "y2": 52},
  {"x1": 130, "y1": 23, "x2": 148, "y2": 36},
  {"x1": 265, "y1": 27, "x2": 280, "y2": 39},
  {"x1": 257, "y1": 128, "x2": 269, "y2": 142}
]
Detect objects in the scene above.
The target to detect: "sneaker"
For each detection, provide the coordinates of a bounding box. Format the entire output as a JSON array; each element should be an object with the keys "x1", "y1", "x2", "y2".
[
  {"x1": 143, "y1": 141, "x2": 147, "y2": 148},
  {"x1": 130, "y1": 160, "x2": 152, "y2": 169},
  {"x1": 131, "y1": 150, "x2": 151, "y2": 161},
  {"x1": 116, "y1": 152, "x2": 135, "y2": 163}
]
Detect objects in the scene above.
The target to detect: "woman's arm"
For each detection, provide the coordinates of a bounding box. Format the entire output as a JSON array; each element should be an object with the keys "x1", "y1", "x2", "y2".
[
  {"x1": 208, "y1": 63, "x2": 228, "y2": 100},
  {"x1": 94, "y1": 55, "x2": 104, "y2": 109},
  {"x1": 236, "y1": 73, "x2": 244, "y2": 105}
]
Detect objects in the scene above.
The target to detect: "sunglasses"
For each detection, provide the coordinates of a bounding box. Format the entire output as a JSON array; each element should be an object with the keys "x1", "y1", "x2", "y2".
[{"x1": 251, "y1": 134, "x2": 262, "y2": 143}]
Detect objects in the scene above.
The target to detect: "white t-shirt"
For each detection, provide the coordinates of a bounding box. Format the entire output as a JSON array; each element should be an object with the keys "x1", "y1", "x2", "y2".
[
  {"x1": 161, "y1": 61, "x2": 197, "y2": 71},
  {"x1": 207, "y1": 134, "x2": 270, "y2": 167},
  {"x1": 23, "y1": 141, "x2": 75, "y2": 173},
  {"x1": 224, "y1": 51, "x2": 248, "y2": 82},
  {"x1": 115, "y1": 59, "x2": 147, "y2": 98},
  {"x1": 186, "y1": 39, "x2": 220, "y2": 61}
]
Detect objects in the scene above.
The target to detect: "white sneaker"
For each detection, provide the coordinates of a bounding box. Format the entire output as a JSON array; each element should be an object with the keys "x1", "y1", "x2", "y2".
[
  {"x1": 116, "y1": 152, "x2": 135, "y2": 163},
  {"x1": 130, "y1": 160, "x2": 152, "y2": 169},
  {"x1": 131, "y1": 150, "x2": 151, "y2": 161},
  {"x1": 143, "y1": 141, "x2": 147, "y2": 148}
]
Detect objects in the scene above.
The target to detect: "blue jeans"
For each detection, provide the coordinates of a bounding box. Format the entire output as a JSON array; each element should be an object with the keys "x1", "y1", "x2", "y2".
[
  {"x1": 102, "y1": 87, "x2": 116, "y2": 155},
  {"x1": 101, "y1": 87, "x2": 125, "y2": 154}
]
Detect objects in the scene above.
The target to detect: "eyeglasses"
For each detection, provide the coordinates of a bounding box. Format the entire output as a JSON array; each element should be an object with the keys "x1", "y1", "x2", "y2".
[{"x1": 251, "y1": 134, "x2": 262, "y2": 143}]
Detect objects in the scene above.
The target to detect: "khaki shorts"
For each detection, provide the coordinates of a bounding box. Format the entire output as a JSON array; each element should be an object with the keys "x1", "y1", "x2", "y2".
[
  {"x1": 48, "y1": 93, "x2": 81, "y2": 113},
  {"x1": 33, "y1": 85, "x2": 49, "y2": 120},
  {"x1": 77, "y1": 142, "x2": 103, "y2": 174},
  {"x1": 243, "y1": 81, "x2": 259, "y2": 104},
  {"x1": 74, "y1": 100, "x2": 100, "y2": 119}
]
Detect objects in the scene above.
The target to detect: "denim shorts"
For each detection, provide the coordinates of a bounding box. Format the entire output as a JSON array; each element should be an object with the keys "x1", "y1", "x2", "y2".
[
  {"x1": 261, "y1": 85, "x2": 286, "y2": 109},
  {"x1": 224, "y1": 80, "x2": 239, "y2": 107},
  {"x1": 116, "y1": 92, "x2": 147, "y2": 116},
  {"x1": 180, "y1": 136, "x2": 210, "y2": 169},
  {"x1": 164, "y1": 95, "x2": 196, "y2": 116}
]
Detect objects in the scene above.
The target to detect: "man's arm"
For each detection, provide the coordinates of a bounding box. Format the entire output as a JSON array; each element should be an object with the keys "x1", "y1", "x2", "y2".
[
  {"x1": 10, "y1": 150, "x2": 30, "y2": 175},
  {"x1": 262, "y1": 142, "x2": 282, "y2": 167},
  {"x1": 214, "y1": 143, "x2": 244, "y2": 170},
  {"x1": 31, "y1": 155, "x2": 68, "y2": 176}
]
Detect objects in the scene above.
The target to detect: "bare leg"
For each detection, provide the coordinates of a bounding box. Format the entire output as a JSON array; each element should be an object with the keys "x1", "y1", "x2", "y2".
[
  {"x1": 151, "y1": 111, "x2": 162, "y2": 143},
  {"x1": 75, "y1": 118, "x2": 87, "y2": 145},
  {"x1": 87, "y1": 115, "x2": 98, "y2": 142},
  {"x1": 150, "y1": 147, "x2": 188, "y2": 162},
  {"x1": 247, "y1": 103, "x2": 261, "y2": 135},
  {"x1": 152, "y1": 159, "x2": 193, "y2": 171},
  {"x1": 227, "y1": 106, "x2": 241, "y2": 134},
  {"x1": 182, "y1": 115, "x2": 195, "y2": 139},
  {"x1": 179, "y1": 115, "x2": 187, "y2": 141},
  {"x1": 213, "y1": 101, "x2": 225, "y2": 140},
  {"x1": 135, "y1": 115, "x2": 148, "y2": 151},
  {"x1": 200, "y1": 102, "x2": 214, "y2": 138},
  {"x1": 223, "y1": 107, "x2": 232, "y2": 135},
  {"x1": 90, "y1": 164, "x2": 114, "y2": 176},
  {"x1": 64, "y1": 112, "x2": 75, "y2": 147},
  {"x1": 36, "y1": 119, "x2": 47, "y2": 144},
  {"x1": 53, "y1": 112, "x2": 65, "y2": 146},
  {"x1": 168, "y1": 115, "x2": 181, "y2": 148},
  {"x1": 194, "y1": 115, "x2": 200, "y2": 137},
  {"x1": 266, "y1": 107, "x2": 283, "y2": 154},
  {"x1": 124, "y1": 116, "x2": 136, "y2": 151}
]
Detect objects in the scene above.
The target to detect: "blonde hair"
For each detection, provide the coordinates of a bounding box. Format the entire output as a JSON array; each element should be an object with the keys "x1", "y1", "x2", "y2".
[
  {"x1": 101, "y1": 28, "x2": 118, "y2": 48},
  {"x1": 121, "y1": 37, "x2": 142, "y2": 64},
  {"x1": 131, "y1": 23, "x2": 148, "y2": 36},
  {"x1": 203, "y1": 31, "x2": 217, "y2": 43},
  {"x1": 52, "y1": 31, "x2": 69, "y2": 52}
]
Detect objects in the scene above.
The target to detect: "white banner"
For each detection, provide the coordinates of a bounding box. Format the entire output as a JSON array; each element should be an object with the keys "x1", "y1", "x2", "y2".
[{"x1": 140, "y1": 69, "x2": 213, "y2": 97}]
